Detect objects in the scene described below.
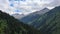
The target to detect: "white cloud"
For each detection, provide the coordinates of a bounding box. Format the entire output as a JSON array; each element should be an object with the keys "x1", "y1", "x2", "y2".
[{"x1": 0, "y1": 0, "x2": 60, "y2": 15}]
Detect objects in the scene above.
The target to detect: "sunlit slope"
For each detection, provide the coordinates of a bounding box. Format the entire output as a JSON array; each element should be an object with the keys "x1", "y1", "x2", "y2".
[{"x1": 31, "y1": 6, "x2": 60, "y2": 34}]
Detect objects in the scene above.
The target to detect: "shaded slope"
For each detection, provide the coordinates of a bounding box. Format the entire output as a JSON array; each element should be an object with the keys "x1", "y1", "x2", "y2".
[
  {"x1": 20, "y1": 8, "x2": 49, "y2": 24},
  {"x1": 0, "y1": 10, "x2": 40, "y2": 34}
]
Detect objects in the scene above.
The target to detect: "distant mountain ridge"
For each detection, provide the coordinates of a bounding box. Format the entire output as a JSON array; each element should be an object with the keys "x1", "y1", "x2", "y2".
[
  {"x1": 19, "y1": 8, "x2": 49, "y2": 24},
  {"x1": 12, "y1": 13, "x2": 25, "y2": 19},
  {"x1": 33, "y1": 8, "x2": 49, "y2": 15}
]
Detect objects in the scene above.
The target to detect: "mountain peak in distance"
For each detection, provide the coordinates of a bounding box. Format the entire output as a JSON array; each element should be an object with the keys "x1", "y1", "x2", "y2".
[
  {"x1": 34, "y1": 8, "x2": 50, "y2": 15},
  {"x1": 12, "y1": 13, "x2": 25, "y2": 19}
]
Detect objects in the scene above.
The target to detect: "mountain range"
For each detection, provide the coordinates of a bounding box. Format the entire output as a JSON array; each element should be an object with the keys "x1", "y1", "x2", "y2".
[
  {"x1": 1, "y1": 6, "x2": 60, "y2": 34},
  {"x1": 12, "y1": 6, "x2": 60, "y2": 34},
  {"x1": 13, "y1": 8, "x2": 49, "y2": 24},
  {"x1": 31, "y1": 6, "x2": 60, "y2": 34}
]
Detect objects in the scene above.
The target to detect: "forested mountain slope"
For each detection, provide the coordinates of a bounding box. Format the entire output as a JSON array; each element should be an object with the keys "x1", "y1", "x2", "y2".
[
  {"x1": 0, "y1": 10, "x2": 40, "y2": 34},
  {"x1": 31, "y1": 6, "x2": 60, "y2": 34}
]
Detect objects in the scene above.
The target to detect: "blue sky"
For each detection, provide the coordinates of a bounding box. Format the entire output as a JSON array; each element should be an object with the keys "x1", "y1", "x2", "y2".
[{"x1": 0, "y1": 0, "x2": 60, "y2": 15}]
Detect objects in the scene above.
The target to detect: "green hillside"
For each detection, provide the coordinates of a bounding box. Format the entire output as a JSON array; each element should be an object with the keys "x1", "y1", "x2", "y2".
[
  {"x1": 0, "y1": 6, "x2": 60, "y2": 34},
  {"x1": 32, "y1": 6, "x2": 60, "y2": 34},
  {"x1": 0, "y1": 10, "x2": 40, "y2": 34}
]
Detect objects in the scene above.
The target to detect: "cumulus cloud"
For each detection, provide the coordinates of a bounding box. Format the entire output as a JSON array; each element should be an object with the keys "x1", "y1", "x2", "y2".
[{"x1": 0, "y1": 0, "x2": 60, "y2": 15}]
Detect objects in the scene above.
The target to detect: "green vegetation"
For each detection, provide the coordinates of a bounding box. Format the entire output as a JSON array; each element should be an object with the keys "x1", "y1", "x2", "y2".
[
  {"x1": 0, "y1": 6, "x2": 60, "y2": 34},
  {"x1": 0, "y1": 10, "x2": 40, "y2": 34},
  {"x1": 32, "y1": 6, "x2": 60, "y2": 34}
]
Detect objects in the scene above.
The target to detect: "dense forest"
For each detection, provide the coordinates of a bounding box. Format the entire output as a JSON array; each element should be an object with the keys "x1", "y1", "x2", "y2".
[{"x1": 0, "y1": 10, "x2": 40, "y2": 34}]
